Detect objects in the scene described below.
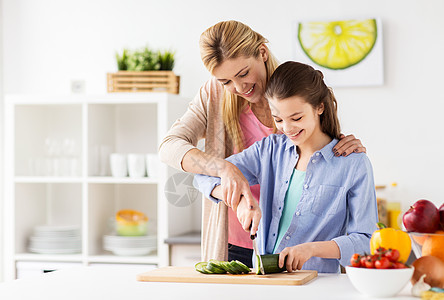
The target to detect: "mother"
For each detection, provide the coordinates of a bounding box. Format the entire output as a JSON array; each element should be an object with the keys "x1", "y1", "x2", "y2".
[{"x1": 159, "y1": 20, "x2": 365, "y2": 267}]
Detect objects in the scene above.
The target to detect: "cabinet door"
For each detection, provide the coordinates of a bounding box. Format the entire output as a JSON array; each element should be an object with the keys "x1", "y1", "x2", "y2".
[
  {"x1": 170, "y1": 245, "x2": 201, "y2": 267},
  {"x1": 16, "y1": 261, "x2": 82, "y2": 279}
]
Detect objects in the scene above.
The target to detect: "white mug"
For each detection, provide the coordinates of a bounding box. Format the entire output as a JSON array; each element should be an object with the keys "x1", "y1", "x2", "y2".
[
  {"x1": 127, "y1": 154, "x2": 146, "y2": 178},
  {"x1": 146, "y1": 154, "x2": 159, "y2": 178},
  {"x1": 110, "y1": 153, "x2": 127, "y2": 177}
]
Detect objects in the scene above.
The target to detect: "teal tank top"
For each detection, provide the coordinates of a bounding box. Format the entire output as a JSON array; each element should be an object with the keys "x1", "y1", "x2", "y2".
[{"x1": 273, "y1": 168, "x2": 306, "y2": 253}]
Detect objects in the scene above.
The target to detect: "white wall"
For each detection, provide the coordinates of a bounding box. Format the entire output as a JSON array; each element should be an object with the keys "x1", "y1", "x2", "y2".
[
  {"x1": 0, "y1": 0, "x2": 4, "y2": 283},
  {"x1": 2, "y1": 0, "x2": 444, "y2": 213}
]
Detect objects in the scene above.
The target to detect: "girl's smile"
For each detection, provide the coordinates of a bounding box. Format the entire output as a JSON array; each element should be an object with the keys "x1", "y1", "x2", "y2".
[{"x1": 286, "y1": 129, "x2": 304, "y2": 140}]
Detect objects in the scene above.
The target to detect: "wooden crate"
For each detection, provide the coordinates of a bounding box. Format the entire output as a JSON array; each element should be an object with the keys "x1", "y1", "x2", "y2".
[{"x1": 107, "y1": 71, "x2": 180, "y2": 94}]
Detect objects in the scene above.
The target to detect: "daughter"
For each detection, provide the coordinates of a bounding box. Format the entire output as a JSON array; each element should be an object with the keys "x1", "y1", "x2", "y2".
[{"x1": 193, "y1": 61, "x2": 378, "y2": 273}]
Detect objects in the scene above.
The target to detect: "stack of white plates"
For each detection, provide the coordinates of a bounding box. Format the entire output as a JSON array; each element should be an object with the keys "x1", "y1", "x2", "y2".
[
  {"x1": 28, "y1": 225, "x2": 81, "y2": 254},
  {"x1": 103, "y1": 235, "x2": 156, "y2": 256}
]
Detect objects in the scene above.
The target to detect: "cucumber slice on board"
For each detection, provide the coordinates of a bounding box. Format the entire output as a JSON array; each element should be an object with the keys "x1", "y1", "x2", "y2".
[
  {"x1": 234, "y1": 260, "x2": 251, "y2": 274},
  {"x1": 194, "y1": 259, "x2": 254, "y2": 275},
  {"x1": 206, "y1": 260, "x2": 227, "y2": 274},
  {"x1": 229, "y1": 260, "x2": 246, "y2": 274},
  {"x1": 222, "y1": 261, "x2": 240, "y2": 274},
  {"x1": 195, "y1": 262, "x2": 212, "y2": 274}
]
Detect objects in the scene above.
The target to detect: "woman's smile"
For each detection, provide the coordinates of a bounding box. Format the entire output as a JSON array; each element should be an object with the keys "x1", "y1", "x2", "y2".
[
  {"x1": 212, "y1": 55, "x2": 268, "y2": 105},
  {"x1": 242, "y1": 84, "x2": 255, "y2": 97}
]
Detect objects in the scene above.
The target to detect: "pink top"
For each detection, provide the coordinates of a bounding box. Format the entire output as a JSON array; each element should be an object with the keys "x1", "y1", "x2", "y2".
[{"x1": 228, "y1": 105, "x2": 274, "y2": 248}]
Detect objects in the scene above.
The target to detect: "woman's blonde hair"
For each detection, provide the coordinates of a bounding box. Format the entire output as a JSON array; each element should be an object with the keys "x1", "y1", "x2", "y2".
[{"x1": 199, "y1": 20, "x2": 280, "y2": 151}]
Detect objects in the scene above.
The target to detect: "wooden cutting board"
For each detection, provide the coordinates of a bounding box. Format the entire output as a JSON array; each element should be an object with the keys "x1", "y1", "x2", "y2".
[{"x1": 137, "y1": 266, "x2": 317, "y2": 285}]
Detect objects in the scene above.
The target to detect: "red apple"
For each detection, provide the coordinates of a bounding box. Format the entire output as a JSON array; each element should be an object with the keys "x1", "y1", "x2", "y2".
[
  {"x1": 402, "y1": 199, "x2": 440, "y2": 233},
  {"x1": 440, "y1": 203, "x2": 444, "y2": 230}
]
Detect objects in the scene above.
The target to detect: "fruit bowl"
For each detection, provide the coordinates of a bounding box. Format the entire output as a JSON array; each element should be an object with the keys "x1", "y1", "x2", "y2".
[
  {"x1": 115, "y1": 209, "x2": 148, "y2": 236},
  {"x1": 345, "y1": 266, "x2": 414, "y2": 297},
  {"x1": 409, "y1": 231, "x2": 444, "y2": 261}
]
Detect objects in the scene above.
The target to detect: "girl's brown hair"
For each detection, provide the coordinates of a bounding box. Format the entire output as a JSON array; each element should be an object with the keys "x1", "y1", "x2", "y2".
[
  {"x1": 199, "y1": 20, "x2": 280, "y2": 151},
  {"x1": 265, "y1": 61, "x2": 341, "y2": 140}
]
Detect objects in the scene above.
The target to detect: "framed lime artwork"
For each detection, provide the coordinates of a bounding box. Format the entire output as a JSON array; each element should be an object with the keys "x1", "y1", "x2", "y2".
[{"x1": 293, "y1": 18, "x2": 384, "y2": 87}]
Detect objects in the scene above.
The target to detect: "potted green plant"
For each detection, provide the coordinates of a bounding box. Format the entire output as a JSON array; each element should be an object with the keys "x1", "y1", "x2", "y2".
[
  {"x1": 115, "y1": 48, "x2": 129, "y2": 71},
  {"x1": 108, "y1": 46, "x2": 179, "y2": 94},
  {"x1": 157, "y1": 49, "x2": 176, "y2": 71},
  {"x1": 127, "y1": 47, "x2": 160, "y2": 71}
]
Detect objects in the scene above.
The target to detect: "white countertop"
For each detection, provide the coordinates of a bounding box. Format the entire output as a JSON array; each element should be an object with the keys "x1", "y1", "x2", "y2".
[{"x1": 0, "y1": 266, "x2": 417, "y2": 300}]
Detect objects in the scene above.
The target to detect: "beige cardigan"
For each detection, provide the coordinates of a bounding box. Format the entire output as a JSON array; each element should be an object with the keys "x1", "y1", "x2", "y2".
[{"x1": 159, "y1": 77, "x2": 233, "y2": 261}]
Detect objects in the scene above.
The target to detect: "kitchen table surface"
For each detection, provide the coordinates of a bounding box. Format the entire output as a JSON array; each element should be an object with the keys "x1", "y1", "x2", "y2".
[{"x1": 0, "y1": 265, "x2": 417, "y2": 300}]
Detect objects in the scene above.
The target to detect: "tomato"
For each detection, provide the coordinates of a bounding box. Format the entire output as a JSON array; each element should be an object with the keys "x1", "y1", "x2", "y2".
[
  {"x1": 374, "y1": 246, "x2": 387, "y2": 255},
  {"x1": 351, "y1": 247, "x2": 405, "y2": 269},
  {"x1": 375, "y1": 256, "x2": 391, "y2": 269},
  {"x1": 393, "y1": 262, "x2": 406, "y2": 269},
  {"x1": 360, "y1": 255, "x2": 367, "y2": 267},
  {"x1": 350, "y1": 253, "x2": 361, "y2": 267},
  {"x1": 364, "y1": 255, "x2": 377, "y2": 268},
  {"x1": 384, "y1": 248, "x2": 400, "y2": 262}
]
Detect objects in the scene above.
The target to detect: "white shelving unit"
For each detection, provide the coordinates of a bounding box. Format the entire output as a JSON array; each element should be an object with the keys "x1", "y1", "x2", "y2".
[{"x1": 2, "y1": 93, "x2": 197, "y2": 280}]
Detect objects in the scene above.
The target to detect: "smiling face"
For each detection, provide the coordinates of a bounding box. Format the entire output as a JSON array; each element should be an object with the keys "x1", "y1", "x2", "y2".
[
  {"x1": 269, "y1": 96, "x2": 325, "y2": 148},
  {"x1": 212, "y1": 46, "x2": 268, "y2": 104}
]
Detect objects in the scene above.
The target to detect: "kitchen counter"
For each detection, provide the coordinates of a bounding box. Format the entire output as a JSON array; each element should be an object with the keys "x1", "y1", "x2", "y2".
[{"x1": 0, "y1": 266, "x2": 417, "y2": 300}]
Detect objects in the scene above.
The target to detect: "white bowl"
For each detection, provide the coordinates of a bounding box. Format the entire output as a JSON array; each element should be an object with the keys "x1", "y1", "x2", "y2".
[{"x1": 345, "y1": 266, "x2": 414, "y2": 298}]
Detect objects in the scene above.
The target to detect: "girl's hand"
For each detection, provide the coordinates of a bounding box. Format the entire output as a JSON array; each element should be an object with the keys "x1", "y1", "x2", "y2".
[
  {"x1": 236, "y1": 196, "x2": 261, "y2": 236},
  {"x1": 279, "y1": 243, "x2": 314, "y2": 272},
  {"x1": 333, "y1": 134, "x2": 366, "y2": 157},
  {"x1": 220, "y1": 162, "x2": 256, "y2": 212}
]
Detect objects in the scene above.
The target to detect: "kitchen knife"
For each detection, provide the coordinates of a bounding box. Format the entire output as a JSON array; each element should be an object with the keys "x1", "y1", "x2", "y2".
[{"x1": 250, "y1": 230, "x2": 265, "y2": 275}]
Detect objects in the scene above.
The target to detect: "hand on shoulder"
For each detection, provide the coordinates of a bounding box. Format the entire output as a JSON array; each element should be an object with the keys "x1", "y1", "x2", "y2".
[{"x1": 333, "y1": 134, "x2": 366, "y2": 157}]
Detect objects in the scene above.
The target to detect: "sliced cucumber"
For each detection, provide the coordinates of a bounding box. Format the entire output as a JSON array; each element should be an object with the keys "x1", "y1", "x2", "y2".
[
  {"x1": 216, "y1": 261, "x2": 230, "y2": 273},
  {"x1": 206, "y1": 260, "x2": 226, "y2": 274},
  {"x1": 234, "y1": 260, "x2": 251, "y2": 274},
  {"x1": 229, "y1": 260, "x2": 245, "y2": 274},
  {"x1": 195, "y1": 262, "x2": 211, "y2": 274},
  {"x1": 195, "y1": 259, "x2": 252, "y2": 275},
  {"x1": 222, "y1": 261, "x2": 239, "y2": 274}
]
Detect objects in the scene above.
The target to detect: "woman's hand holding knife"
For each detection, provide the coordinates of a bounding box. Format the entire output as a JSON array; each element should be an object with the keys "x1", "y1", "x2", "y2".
[
  {"x1": 219, "y1": 162, "x2": 257, "y2": 213},
  {"x1": 236, "y1": 195, "x2": 261, "y2": 237},
  {"x1": 209, "y1": 184, "x2": 261, "y2": 236}
]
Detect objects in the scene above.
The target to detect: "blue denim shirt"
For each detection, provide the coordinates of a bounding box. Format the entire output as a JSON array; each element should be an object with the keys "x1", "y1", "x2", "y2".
[{"x1": 193, "y1": 134, "x2": 378, "y2": 273}]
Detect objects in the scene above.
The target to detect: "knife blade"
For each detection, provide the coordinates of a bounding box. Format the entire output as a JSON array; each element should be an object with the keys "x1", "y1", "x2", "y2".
[{"x1": 250, "y1": 232, "x2": 265, "y2": 275}]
